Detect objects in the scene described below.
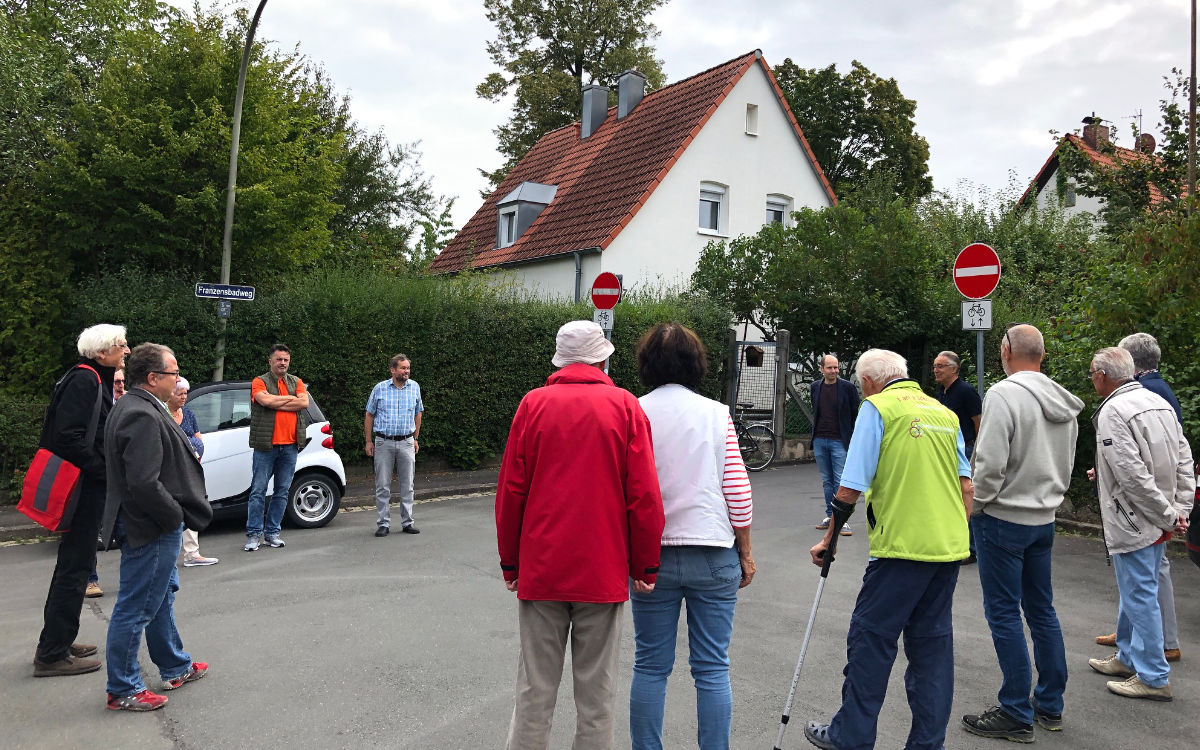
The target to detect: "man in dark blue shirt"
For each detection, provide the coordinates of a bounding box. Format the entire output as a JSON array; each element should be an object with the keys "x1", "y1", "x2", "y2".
[{"x1": 935, "y1": 351, "x2": 983, "y2": 563}]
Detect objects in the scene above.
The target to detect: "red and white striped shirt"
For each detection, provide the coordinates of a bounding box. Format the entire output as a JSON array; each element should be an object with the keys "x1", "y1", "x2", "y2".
[{"x1": 723, "y1": 416, "x2": 753, "y2": 528}]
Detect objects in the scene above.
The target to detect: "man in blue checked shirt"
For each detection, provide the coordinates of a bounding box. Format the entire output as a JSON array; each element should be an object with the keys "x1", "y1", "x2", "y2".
[{"x1": 364, "y1": 354, "x2": 424, "y2": 537}]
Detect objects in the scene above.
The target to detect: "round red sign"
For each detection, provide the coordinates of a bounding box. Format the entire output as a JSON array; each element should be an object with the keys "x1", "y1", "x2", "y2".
[
  {"x1": 953, "y1": 243, "x2": 1001, "y2": 299},
  {"x1": 590, "y1": 272, "x2": 622, "y2": 310}
]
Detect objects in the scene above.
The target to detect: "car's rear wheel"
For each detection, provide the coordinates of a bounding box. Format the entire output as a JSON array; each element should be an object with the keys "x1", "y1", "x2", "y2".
[{"x1": 286, "y1": 472, "x2": 341, "y2": 528}]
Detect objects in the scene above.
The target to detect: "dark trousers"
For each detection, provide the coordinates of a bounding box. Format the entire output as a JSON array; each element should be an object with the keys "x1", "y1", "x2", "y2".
[
  {"x1": 36, "y1": 479, "x2": 104, "y2": 662},
  {"x1": 829, "y1": 558, "x2": 960, "y2": 750}
]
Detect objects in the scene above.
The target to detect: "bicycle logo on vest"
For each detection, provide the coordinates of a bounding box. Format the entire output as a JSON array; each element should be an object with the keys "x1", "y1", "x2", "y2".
[{"x1": 908, "y1": 418, "x2": 924, "y2": 438}]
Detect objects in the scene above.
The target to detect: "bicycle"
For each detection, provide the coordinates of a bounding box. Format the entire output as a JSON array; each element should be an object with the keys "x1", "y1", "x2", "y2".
[{"x1": 734, "y1": 402, "x2": 776, "y2": 472}]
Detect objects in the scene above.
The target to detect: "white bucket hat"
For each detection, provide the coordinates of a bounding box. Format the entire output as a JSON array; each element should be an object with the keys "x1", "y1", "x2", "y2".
[{"x1": 551, "y1": 320, "x2": 615, "y2": 368}]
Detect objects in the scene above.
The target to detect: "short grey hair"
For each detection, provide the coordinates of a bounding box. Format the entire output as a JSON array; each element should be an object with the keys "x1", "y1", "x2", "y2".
[
  {"x1": 1002, "y1": 325, "x2": 1045, "y2": 361},
  {"x1": 126, "y1": 343, "x2": 174, "y2": 387},
  {"x1": 1092, "y1": 347, "x2": 1135, "y2": 382},
  {"x1": 854, "y1": 349, "x2": 908, "y2": 385},
  {"x1": 76, "y1": 324, "x2": 126, "y2": 359},
  {"x1": 936, "y1": 350, "x2": 960, "y2": 370},
  {"x1": 174, "y1": 376, "x2": 190, "y2": 392},
  {"x1": 1118, "y1": 333, "x2": 1161, "y2": 371}
]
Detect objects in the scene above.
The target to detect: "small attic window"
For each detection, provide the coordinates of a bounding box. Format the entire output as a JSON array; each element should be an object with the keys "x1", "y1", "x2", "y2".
[
  {"x1": 496, "y1": 181, "x2": 557, "y2": 249},
  {"x1": 745, "y1": 103, "x2": 759, "y2": 135}
]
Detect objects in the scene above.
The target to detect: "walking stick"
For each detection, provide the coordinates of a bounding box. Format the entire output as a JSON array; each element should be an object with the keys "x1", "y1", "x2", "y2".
[{"x1": 772, "y1": 502, "x2": 854, "y2": 750}]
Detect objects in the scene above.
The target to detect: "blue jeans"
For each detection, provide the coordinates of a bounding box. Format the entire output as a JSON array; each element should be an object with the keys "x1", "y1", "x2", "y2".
[
  {"x1": 1113, "y1": 543, "x2": 1169, "y2": 688},
  {"x1": 630, "y1": 545, "x2": 741, "y2": 750},
  {"x1": 829, "y1": 558, "x2": 958, "y2": 750},
  {"x1": 974, "y1": 513, "x2": 1066, "y2": 725},
  {"x1": 247, "y1": 445, "x2": 298, "y2": 537},
  {"x1": 812, "y1": 438, "x2": 847, "y2": 517},
  {"x1": 105, "y1": 523, "x2": 192, "y2": 696}
]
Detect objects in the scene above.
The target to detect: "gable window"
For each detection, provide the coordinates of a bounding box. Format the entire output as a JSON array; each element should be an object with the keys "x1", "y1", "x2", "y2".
[
  {"x1": 699, "y1": 182, "x2": 727, "y2": 235},
  {"x1": 745, "y1": 103, "x2": 759, "y2": 135},
  {"x1": 498, "y1": 207, "x2": 518, "y2": 247},
  {"x1": 765, "y1": 194, "x2": 793, "y2": 226}
]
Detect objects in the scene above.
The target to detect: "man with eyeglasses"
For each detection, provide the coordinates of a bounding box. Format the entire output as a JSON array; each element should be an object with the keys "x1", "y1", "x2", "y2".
[
  {"x1": 1085, "y1": 346, "x2": 1193, "y2": 703},
  {"x1": 99, "y1": 343, "x2": 212, "y2": 710},
  {"x1": 245, "y1": 343, "x2": 309, "y2": 552},
  {"x1": 934, "y1": 350, "x2": 983, "y2": 563},
  {"x1": 962, "y1": 324, "x2": 1083, "y2": 741}
]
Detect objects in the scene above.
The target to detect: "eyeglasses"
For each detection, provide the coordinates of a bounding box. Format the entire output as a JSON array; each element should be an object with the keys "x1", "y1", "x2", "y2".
[
  {"x1": 1003, "y1": 322, "x2": 1029, "y2": 351},
  {"x1": 1088, "y1": 368, "x2": 1105, "y2": 378},
  {"x1": 151, "y1": 370, "x2": 180, "y2": 378},
  {"x1": 932, "y1": 363, "x2": 954, "y2": 370}
]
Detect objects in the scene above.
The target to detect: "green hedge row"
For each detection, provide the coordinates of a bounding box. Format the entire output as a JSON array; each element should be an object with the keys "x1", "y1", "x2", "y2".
[{"x1": 0, "y1": 269, "x2": 731, "y2": 489}]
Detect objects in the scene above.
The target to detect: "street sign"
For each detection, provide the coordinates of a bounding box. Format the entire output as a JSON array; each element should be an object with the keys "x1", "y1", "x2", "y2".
[
  {"x1": 195, "y1": 282, "x2": 256, "y2": 301},
  {"x1": 590, "y1": 272, "x2": 622, "y2": 310},
  {"x1": 593, "y1": 308, "x2": 614, "y2": 331},
  {"x1": 953, "y1": 243, "x2": 1001, "y2": 299},
  {"x1": 962, "y1": 300, "x2": 992, "y2": 330},
  {"x1": 217, "y1": 300, "x2": 232, "y2": 319}
]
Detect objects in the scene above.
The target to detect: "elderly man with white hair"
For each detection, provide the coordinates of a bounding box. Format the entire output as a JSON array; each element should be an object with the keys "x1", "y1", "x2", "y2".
[
  {"x1": 496, "y1": 320, "x2": 664, "y2": 750},
  {"x1": 33, "y1": 323, "x2": 129, "y2": 677},
  {"x1": 805, "y1": 349, "x2": 972, "y2": 750},
  {"x1": 1086, "y1": 346, "x2": 1194, "y2": 702}
]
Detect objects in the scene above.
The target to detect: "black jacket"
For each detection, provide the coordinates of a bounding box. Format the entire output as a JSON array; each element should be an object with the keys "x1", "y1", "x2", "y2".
[
  {"x1": 39, "y1": 358, "x2": 115, "y2": 482},
  {"x1": 810, "y1": 377, "x2": 860, "y2": 448},
  {"x1": 101, "y1": 387, "x2": 212, "y2": 549}
]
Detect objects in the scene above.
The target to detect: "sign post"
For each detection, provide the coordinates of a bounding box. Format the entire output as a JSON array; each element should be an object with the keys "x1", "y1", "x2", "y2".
[
  {"x1": 590, "y1": 272, "x2": 622, "y2": 373},
  {"x1": 953, "y1": 243, "x2": 1001, "y2": 399}
]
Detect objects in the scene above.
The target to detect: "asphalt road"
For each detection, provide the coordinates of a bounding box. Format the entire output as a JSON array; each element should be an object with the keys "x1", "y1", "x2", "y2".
[{"x1": 2, "y1": 463, "x2": 1197, "y2": 749}]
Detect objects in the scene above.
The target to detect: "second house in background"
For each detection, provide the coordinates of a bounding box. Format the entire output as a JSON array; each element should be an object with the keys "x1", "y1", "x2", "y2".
[{"x1": 365, "y1": 354, "x2": 424, "y2": 537}]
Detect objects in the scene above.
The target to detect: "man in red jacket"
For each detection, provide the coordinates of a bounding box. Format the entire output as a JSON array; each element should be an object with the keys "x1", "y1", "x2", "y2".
[{"x1": 497, "y1": 320, "x2": 665, "y2": 750}]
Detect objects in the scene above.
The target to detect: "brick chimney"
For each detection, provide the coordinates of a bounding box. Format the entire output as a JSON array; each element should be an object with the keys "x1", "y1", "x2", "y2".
[{"x1": 1081, "y1": 113, "x2": 1110, "y2": 149}]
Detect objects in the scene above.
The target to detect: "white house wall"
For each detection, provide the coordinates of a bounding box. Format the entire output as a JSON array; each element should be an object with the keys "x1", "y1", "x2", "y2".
[
  {"x1": 483, "y1": 252, "x2": 602, "y2": 303},
  {"x1": 601, "y1": 65, "x2": 834, "y2": 294},
  {"x1": 1034, "y1": 166, "x2": 1105, "y2": 220}
]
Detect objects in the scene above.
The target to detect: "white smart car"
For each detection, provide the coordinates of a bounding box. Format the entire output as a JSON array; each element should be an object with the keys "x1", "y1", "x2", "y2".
[{"x1": 185, "y1": 380, "x2": 347, "y2": 528}]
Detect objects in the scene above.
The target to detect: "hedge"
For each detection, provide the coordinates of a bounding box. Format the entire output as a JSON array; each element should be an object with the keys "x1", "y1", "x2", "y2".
[{"x1": 3, "y1": 268, "x2": 729, "y2": 481}]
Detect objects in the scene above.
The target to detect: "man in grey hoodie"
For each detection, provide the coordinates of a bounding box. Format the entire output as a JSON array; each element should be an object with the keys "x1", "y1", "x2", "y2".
[{"x1": 962, "y1": 325, "x2": 1084, "y2": 742}]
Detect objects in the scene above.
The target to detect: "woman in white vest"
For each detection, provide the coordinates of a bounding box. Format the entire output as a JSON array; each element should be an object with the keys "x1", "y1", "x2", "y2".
[{"x1": 629, "y1": 323, "x2": 755, "y2": 750}]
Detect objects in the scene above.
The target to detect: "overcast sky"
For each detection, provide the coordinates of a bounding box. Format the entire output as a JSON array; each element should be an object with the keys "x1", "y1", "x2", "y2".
[{"x1": 165, "y1": 0, "x2": 1190, "y2": 229}]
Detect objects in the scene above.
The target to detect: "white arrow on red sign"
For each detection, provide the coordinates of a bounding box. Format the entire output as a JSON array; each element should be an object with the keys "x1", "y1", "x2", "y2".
[
  {"x1": 590, "y1": 272, "x2": 622, "y2": 310},
  {"x1": 952, "y1": 243, "x2": 1001, "y2": 299}
]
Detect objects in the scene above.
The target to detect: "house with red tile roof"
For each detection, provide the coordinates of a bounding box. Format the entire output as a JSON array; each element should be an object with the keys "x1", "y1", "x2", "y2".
[
  {"x1": 1020, "y1": 115, "x2": 1167, "y2": 220},
  {"x1": 429, "y1": 50, "x2": 836, "y2": 301}
]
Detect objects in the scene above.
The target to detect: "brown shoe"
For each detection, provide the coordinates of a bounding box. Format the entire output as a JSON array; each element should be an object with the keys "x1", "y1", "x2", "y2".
[
  {"x1": 34, "y1": 654, "x2": 101, "y2": 677},
  {"x1": 70, "y1": 643, "x2": 98, "y2": 658},
  {"x1": 1164, "y1": 648, "x2": 1181, "y2": 662},
  {"x1": 1095, "y1": 632, "x2": 1116, "y2": 647},
  {"x1": 85, "y1": 581, "x2": 103, "y2": 598}
]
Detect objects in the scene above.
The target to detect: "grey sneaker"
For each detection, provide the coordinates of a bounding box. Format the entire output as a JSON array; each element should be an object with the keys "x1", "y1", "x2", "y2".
[
  {"x1": 243, "y1": 535, "x2": 261, "y2": 552},
  {"x1": 839, "y1": 523, "x2": 852, "y2": 537},
  {"x1": 1089, "y1": 652, "x2": 1134, "y2": 677},
  {"x1": 263, "y1": 534, "x2": 285, "y2": 548},
  {"x1": 1107, "y1": 675, "x2": 1172, "y2": 701}
]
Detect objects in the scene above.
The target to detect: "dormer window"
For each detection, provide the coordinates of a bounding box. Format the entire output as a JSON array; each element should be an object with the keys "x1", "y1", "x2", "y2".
[{"x1": 496, "y1": 181, "x2": 558, "y2": 249}]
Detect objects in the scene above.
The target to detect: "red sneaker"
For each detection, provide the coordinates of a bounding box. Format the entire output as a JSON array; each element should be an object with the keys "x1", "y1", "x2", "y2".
[
  {"x1": 107, "y1": 689, "x2": 168, "y2": 711},
  {"x1": 163, "y1": 661, "x2": 208, "y2": 691}
]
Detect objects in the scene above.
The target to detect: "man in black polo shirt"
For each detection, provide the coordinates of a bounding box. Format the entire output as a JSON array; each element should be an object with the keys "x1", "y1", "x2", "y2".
[{"x1": 935, "y1": 350, "x2": 983, "y2": 563}]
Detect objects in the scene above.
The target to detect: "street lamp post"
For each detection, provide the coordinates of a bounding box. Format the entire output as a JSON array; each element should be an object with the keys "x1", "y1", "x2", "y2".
[{"x1": 213, "y1": 0, "x2": 269, "y2": 381}]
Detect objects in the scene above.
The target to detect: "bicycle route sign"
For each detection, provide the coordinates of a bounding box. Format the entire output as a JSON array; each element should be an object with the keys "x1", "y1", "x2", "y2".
[
  {"x1": 952, "y1": 243, "x2": 1001, "y2": 299},
  {"x1": 962, "y1": 299, "x2": 993, "y2": 330}
]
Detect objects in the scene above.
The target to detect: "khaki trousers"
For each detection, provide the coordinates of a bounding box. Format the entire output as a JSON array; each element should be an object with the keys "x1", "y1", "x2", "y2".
[{"x1": 506, "y1": 600, "x2": 624, "y2": 750}]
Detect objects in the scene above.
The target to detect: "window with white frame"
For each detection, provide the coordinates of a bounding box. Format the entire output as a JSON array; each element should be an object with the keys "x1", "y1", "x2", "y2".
[
  {"x1": 765, "y1": 194, "x2": 793, "y2": 226},
  {"x1": 699, "y1": 182, "x2": 727, "y2": 234},
  {"x1": 498, "y1": 207, "x2": 518, "y2": 247}
]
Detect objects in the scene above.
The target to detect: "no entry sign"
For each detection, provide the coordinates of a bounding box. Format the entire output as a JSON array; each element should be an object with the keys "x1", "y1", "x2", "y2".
[
  {"x1": 590, "y1": 272, "x2": 622, "y2": 310},
  {"x1": 953, "y1": 243, "x2": 1001, "y2": 299}
]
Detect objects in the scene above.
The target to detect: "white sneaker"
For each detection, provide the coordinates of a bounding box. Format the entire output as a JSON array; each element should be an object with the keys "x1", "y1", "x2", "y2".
[
  {"x1": 182, "y1": 555, "x2": 219, "y2": 567},
  {"x1": 839, "y1": 523, "x2": 852, "y2": 536}
]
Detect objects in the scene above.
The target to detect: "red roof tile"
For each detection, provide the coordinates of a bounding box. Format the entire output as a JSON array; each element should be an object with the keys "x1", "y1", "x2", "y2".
[{"x1": 430, "y1": 51, "x2": 836, "y2": 273}]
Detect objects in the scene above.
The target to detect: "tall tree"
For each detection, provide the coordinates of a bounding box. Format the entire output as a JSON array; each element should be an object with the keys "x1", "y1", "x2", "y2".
[
  {"x1": 773, "y1": 59, "x2": 932, "y2": 200},
  {"x1": 476, "y1": 0, "x2": 668, "y2": 190}
]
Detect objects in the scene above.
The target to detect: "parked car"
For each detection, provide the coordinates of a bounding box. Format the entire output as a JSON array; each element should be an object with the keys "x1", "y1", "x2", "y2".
[{"x1": 186, "y1": 380, "x2": 346, "y2": 528}]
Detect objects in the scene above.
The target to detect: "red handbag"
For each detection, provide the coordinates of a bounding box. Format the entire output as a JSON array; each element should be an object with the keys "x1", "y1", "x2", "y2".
[{"x1": 17, "y1": 365, "x2": 103, "y2": 533}]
